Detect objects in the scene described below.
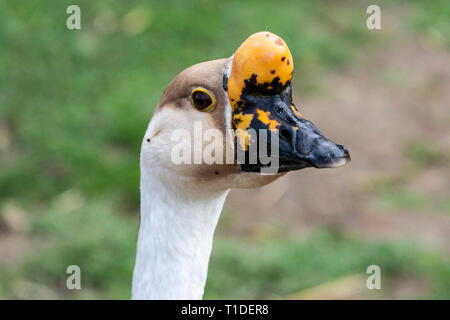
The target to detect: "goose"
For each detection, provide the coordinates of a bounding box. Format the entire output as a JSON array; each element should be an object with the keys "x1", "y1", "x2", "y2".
[{"x1": 132, "y1": 32, "x2": 350, "y2": 300}]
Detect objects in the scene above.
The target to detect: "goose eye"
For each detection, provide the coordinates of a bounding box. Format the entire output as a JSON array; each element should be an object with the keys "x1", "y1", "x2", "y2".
[{"x1": 191, "y1": 88, "x2": 216, "y2": 111}]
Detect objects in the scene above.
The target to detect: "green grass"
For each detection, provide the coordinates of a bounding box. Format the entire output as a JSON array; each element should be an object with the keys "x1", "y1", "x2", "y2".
[
  {"x1": 368, "y1": 140, "x2": 450, "y2": 213},
  {"x1": 207, "y1": 233, "x2": 450, "y2": 299},
  {"x1": 1, "y1": 200, "x2": 449, "y2": 299},
  {"x1": 410, "y1": 0, "x2": 450, "y2": 48},
  {"x1": 0, "y1": 199, "x2": 138, "y2": 299},
  {"x1": 405, "y1": 140, "x2": 449, "y2": 169}
]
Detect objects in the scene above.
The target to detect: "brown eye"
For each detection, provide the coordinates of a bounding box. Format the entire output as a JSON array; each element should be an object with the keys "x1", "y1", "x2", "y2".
[{"x1": 191, "y1": 88, "x2": 216, "y2": 111}]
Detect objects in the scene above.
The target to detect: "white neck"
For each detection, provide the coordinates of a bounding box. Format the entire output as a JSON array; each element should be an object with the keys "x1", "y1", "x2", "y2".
[{"x1": 132, "y1": 165, "x2": 229, "y2": 299}]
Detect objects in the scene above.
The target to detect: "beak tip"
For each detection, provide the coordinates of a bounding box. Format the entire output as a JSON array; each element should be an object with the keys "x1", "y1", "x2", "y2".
[
  {"x1": 311, "y1": 145, "x2": 351, "y2": 169},
  {"x1": 329, "y1": 157, "x2": 350, "y2": 168}
]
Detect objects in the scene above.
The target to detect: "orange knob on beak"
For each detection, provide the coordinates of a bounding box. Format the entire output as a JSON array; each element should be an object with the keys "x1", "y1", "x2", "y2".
[
  {"x1": 225, "y1": 31, "x2": 350, "y2": 172},
  {"x1": 228, "y1": 32, "x2": 294, "y2": 113}
]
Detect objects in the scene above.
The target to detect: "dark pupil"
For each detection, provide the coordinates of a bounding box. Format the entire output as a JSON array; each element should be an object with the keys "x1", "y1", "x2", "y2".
[{"x1": 193, "y1": 91, "x2": 212, "y2": 109}]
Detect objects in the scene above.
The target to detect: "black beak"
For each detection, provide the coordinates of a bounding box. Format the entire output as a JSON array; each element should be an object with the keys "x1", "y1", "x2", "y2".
[
  {"x1": 276, "y1": 116, "x2": 351, "y2": 172},
  {"x1": 233, "y1": 81, "x2": 350, "y2": 173}
]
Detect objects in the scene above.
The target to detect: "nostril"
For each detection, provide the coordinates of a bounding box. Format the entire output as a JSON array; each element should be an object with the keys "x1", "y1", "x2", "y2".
[{"x1": 280, "y1": 128, "x2": 292, "y2": 144}]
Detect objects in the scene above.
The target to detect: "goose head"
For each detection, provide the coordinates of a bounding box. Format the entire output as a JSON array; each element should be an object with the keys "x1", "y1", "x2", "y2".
[{"x1": 141, "y1": 32, "x2": 350, "y2": 193}]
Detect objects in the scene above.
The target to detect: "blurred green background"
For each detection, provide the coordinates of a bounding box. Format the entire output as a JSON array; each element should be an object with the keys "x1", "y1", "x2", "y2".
[{"x1": 0, "y1": 0, "x2": 449, "y2": 299}]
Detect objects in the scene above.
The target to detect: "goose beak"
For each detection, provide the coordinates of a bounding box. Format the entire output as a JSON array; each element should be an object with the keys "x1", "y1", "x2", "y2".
[{"x1": 226, "y1": 32, "x2": 350, "y2": 173}]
